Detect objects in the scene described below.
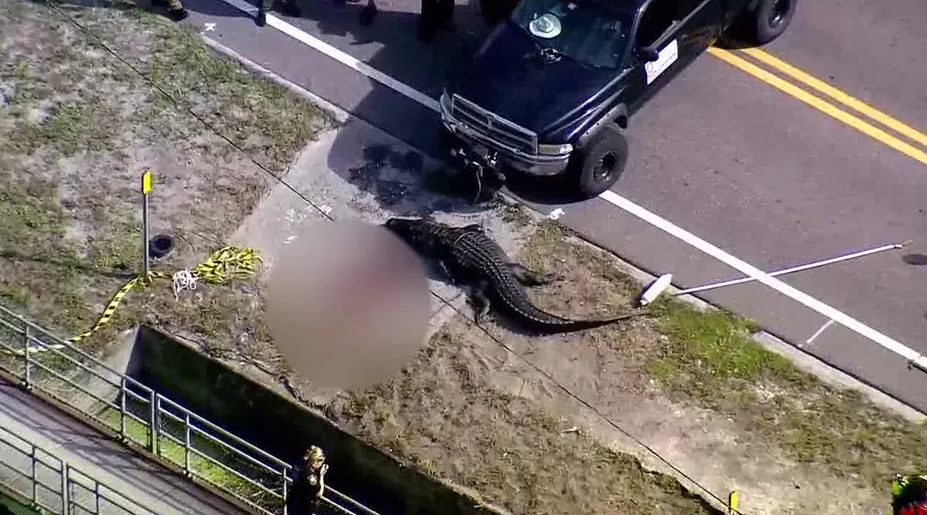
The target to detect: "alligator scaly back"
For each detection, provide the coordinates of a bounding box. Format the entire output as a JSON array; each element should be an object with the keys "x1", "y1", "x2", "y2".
[{"x1": 383, "y1": 217, "x2": 647, "y2": 335}]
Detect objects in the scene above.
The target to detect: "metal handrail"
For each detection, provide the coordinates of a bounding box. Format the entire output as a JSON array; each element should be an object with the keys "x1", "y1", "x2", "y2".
[
  {"x1": 0, "y1": 424, "x2": 152, "y2": 515},
  {"x1": 0, "y1": 304, "x2": 381, "y2": 515}
]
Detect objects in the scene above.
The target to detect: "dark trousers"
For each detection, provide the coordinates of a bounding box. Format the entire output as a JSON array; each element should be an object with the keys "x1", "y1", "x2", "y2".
[
  {"x1": 479, "y1": 0, "x2": 518, "y2": 25},
  {"x1": 418, "y1": 0, "x2": 454, "y2": 39}
]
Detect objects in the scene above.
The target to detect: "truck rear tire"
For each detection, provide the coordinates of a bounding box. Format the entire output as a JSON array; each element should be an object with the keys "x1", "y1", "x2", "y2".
[
  {"x1": 731, "y1": 0, "x2": 798, "y2": 46},
  {"x1": 569, "y1": 125, "x2": 628, "y2": 199}
]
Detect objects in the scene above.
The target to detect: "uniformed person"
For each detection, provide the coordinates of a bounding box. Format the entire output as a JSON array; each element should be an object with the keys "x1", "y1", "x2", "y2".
[
  {"x1": 152, "y1": 0, "x2": 189, "y2": 22},
  {"x1": 892, "y1": 474, "x2": 927, "y2": 515},
  {"x1": 286, "y1": 446, "x2": 329, "y2": 515},
  {"x1": 417, "y1": 0, "x2": 455, "y2": 41}
]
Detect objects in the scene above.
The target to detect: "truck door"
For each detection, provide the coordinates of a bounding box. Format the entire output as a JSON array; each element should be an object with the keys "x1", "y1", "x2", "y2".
[{"x1": 626, "y1": 0, "x2": 724, "y2": 113}]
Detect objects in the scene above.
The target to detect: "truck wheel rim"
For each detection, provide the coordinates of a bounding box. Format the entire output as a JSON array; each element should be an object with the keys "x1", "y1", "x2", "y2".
[
  {"x1": 768, "y1": 0, "x2": 789, "y2": 27},
  {"x1": 593, "y1": 151, "x2": 619, "y2": 183}
]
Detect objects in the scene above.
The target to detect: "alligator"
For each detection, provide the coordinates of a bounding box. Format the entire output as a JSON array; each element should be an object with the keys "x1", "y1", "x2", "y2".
[{"x1": 383, "y1": 217, "x2": 647, "y2": 334}]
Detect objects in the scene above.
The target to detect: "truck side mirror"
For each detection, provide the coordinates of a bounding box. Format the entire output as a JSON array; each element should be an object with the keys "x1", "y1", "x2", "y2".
[{"x1": 637, "y1": 46, "x2": 660, "y2": 62}]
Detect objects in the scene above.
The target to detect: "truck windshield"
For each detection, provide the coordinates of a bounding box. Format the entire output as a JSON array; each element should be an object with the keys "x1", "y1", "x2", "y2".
[{"x1": 510, "y1": 0, "x2": 633, "y2": 69}]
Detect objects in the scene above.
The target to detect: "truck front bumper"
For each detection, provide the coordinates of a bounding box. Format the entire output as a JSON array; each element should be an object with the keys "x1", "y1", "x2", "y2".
[{"x1": 439, "y1": 99, "x2": 571, "y2": 177}]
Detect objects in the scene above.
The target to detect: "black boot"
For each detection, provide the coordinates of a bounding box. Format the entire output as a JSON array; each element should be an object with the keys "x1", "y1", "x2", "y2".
[
  {"x1": 166, "y1": 5, "x2": 189, "y2": 21},
  {"x1": 275, "y1": 0, "x2": 302, "y2": 18},
  {"x1": 359, "y1": 0, "x2": 377, "y2": 25}
]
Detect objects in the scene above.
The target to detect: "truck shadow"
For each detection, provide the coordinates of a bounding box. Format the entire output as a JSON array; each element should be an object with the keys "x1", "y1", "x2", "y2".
[{"x1": 318, "y1": 12, "x2": 589, "y2": 210}]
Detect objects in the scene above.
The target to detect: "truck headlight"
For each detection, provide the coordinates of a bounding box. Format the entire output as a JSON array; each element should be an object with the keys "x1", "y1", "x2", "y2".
[{"x1": 538, "y1": 143, "x2": 573, "y2": 155}]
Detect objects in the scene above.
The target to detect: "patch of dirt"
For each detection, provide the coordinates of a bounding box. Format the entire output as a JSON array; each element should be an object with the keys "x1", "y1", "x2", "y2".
[
  {"x1": 326, "y1": 328, "x2": 722, "y2": 515},
  {"x1": 0, "y1": 0, "x2": 328, "y2": 360},
  {"x1": 321, "y1": 219, "x2": 919, "y2": 515}
]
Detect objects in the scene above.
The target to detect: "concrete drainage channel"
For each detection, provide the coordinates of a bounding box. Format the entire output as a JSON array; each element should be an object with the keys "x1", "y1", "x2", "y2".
[{"x1": 0, "y1": 305, "x2": 510, "y2": 515}]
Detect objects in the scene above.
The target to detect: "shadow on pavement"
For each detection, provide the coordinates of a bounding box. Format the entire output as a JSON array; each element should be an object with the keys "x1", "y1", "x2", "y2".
[
  {"x1": 310, "y1": 1, "x2": 588, "y2": 209},
  {"x1": 902, "y1": 253, "x2": 927, "y2": 266}
]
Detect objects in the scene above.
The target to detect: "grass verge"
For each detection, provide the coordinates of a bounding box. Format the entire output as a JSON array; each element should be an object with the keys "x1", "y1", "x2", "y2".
[
  {"x1": 0, "y1": 0, "x2": 327, "y2": 367},
  {"x1": 522, "y1": 221, "x2": 927, "y2": 494},
  {"x1": 98, "y1": 404, "x2": 281, "y2": 508}
]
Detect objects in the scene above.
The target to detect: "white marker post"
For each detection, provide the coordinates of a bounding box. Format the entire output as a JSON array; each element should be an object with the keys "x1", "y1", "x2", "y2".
[{"x1": 141, "y1": 170, "x2": 153, "y2": 276}]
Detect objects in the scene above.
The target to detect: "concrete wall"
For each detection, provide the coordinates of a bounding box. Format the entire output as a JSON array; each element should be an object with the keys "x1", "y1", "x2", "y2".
[{"x1": 129, "y1": 325, "x2": 501, "y2": 515}]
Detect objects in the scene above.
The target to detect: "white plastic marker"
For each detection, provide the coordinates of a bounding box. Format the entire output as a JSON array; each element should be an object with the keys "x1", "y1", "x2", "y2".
[
  {"x1": 804, "y1": 319, "x2": 835, "y2": 348},
  {"x1": 600, "y1": 190, "x2": 927, "y2": 373},
  {"x1": 548, "y1": 208, "x2": 566, "y2": 220},
  {"x1": 220, "y1": 7, "x2": 927, "y2": 374}
]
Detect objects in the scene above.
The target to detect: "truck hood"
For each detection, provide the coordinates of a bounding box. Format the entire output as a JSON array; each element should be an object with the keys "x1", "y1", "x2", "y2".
[{"x1": 447, "y1": 21, "x2": 617, "y2": 135}]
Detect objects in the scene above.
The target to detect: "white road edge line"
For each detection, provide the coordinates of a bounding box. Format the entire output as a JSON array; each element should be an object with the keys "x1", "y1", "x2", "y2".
[
  {"x1": 261, "y1": 9, "x2": 440, "y2": 111},
  {"x1": 600, "y1": 191, "x2": 927, "y2": 371},
  {"x1": 220, "y1": 6, "x2": 927, "y2": 373}
]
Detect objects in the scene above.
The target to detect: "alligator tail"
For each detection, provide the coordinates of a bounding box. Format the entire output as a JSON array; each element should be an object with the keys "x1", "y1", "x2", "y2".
[{"x1": 535, "y1": 311, "x2": 650, "y2": 335}]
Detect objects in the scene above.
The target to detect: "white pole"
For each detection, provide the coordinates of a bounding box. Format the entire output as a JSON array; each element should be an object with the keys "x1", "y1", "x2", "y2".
[{"x1": 675, "y1": 242, "x2": 907, "y2": 296}]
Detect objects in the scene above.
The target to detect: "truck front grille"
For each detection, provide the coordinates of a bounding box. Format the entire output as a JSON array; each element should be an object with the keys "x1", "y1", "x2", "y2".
[{"x1": 450, "y1": 94, "x2": 538, "y2": 154}]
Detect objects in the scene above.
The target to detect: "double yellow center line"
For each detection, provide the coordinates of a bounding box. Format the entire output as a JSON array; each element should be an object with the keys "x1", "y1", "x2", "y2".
[{"x1": 707, "y1": 47, "x2": 927, "y2": 167}]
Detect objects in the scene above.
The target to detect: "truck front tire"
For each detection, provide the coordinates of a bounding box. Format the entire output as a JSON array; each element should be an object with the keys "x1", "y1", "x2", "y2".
[
  {"x1": 732, "y1": 0, "x2": 797, "y2": 46},
  {"x1": 569, "y1": 125, "x2": 628, "y2": 199}
]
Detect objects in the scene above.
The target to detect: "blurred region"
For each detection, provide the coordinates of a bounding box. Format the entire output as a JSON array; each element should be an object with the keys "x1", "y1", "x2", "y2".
[{"x1": 267, "y1": 219, "x2": 431, "y2": 391}]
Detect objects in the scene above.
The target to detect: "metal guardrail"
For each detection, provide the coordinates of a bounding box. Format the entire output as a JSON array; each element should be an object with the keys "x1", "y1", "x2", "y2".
[
  {"x1": 0, "y1": 423, "x2": 148, "y2": 515},
  {"x1": 0, "y1": 305, "x2": 381, "y2": 515}
]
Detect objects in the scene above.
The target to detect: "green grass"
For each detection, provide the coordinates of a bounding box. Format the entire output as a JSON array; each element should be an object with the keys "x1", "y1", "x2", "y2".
[
  {"x1": 0, "y1": 492, "x2": 42, "y2": 515},
  {"x1": 644, "y1": 296, "x2": 927, "y2": 489},
  {"x1": 98, "y1": 405, "x2": 281, "y2": 508},
  {"x1": 647, "y1": 297, "x2": 810, "y2": 401},
  {"x1": 1, "y1": 0, "x2": 328, "y2": 369},
  {"x1": 519, "y1": 220, "x2": 927, "y2": 493}
]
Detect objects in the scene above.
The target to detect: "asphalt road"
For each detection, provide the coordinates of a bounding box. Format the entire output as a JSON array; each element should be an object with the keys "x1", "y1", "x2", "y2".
[{"x1": 166, "y1": 0, "x2": 927, "y2": 411}]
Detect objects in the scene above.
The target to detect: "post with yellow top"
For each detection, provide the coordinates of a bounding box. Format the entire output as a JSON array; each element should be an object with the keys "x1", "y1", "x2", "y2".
[
  {"x1": 728, "y1": 490, "x2": 738, "y2": 515},
  {"x1": 141, "y1": 170, "x2": 153, "y2": 276}
]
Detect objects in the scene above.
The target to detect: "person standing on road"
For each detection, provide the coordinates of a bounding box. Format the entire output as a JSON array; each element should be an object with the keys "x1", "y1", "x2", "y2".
[
  {"x1": 286, "y1": 445, "x2": 329, "y2": 515},
  {"x1": 417, "y1": 0, "x2": 455, "y2": 41},
  {"x1": 892, "y1": 474, "x2": 927, "y2": 515}
]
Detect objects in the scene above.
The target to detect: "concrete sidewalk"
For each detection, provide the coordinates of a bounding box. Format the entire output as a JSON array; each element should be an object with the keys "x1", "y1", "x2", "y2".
[{"x1": 0, "y1": 377, "x2": 251, "y2": 515}]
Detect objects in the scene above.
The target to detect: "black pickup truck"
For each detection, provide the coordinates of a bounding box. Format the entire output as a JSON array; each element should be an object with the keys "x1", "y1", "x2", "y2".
[{"x1": 441, "y1": 0, "x2": 798, "y2": 198}]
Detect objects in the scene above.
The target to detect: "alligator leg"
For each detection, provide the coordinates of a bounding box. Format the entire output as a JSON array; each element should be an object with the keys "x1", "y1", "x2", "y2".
[
  {"x1": 468, "y1": 280, "x2": 492, "y2": 325},
  {"x1": 508, "y1": 263, "x2": 560, "y2": 287},
  {"x1": 437, "y1": 260, "x2": 456, "y2": 283}
]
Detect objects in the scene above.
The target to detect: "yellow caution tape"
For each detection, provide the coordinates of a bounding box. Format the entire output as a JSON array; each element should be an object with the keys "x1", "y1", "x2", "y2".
[
  {"x1": 1, "y1": 246, "x2": 260, "y2": 356},
  {"x1": 67, "y1": 271, "x2": 170, "y2": 345}
]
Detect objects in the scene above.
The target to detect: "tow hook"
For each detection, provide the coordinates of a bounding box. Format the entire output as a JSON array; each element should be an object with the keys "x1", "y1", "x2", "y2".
[{"x1": 452, "y1": 146, "x2": 505, "y2": 202}]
